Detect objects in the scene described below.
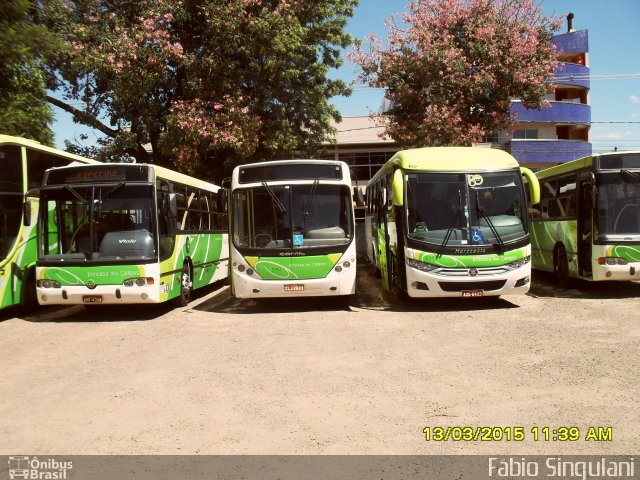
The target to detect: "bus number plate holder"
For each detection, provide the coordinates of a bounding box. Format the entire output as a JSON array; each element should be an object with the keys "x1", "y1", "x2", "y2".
[
  {"x1": 461, "y1": 290, "x2": 483, "y2": 298},
  {"x1": 83, "y1": 295, "x2": 103, "y2": 304},
  {"x1": 284, "y1": 284, "x2": 304, "y2": 292}
]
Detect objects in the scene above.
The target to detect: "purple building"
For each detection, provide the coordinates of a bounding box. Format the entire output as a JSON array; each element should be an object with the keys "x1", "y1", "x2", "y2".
[{"x1": 502, "y1": 15, "x2": 592, "y2": 168}]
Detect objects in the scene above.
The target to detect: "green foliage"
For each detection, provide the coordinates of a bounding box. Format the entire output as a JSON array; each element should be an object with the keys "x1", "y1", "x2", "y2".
[
  {"x1": 0, "y1": 0, "x2": 55, "y2": 144},
  {"x1": 38, "y1": 0, "x2": 357, "y2": 179}
]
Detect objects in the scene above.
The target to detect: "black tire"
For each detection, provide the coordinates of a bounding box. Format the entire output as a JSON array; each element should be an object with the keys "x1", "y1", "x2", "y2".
[
  {"x1": 177, "y1": 262, "x2": 192, "y2": 307},
  {"x1": 554, "y1": 245, "x2": 570, "y2": 288}
]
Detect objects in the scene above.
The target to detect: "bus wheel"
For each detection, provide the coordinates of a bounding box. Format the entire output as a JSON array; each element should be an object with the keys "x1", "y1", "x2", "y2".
[
  {"x1": 554, "y1": 245, "x2": 570, "y2": 288},
  {"x1": 177, "y1": 262, "x2": 193, "y2": 307}
]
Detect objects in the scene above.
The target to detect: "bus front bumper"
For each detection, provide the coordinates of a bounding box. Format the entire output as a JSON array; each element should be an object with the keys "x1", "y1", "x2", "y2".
[{"x1": 37, "y1": 285, "x2": 160, "y2": 305}]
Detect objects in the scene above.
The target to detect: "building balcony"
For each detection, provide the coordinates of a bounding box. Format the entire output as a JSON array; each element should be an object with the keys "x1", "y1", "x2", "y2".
[
  {"x1": 508, "y1": 139, "x2": 592, "y2": 165},
  {"x1": 553, "y1": 63, "x2": 590, "y2": 89},
  {"x1": 511, "y1": 100, "x2": 591, "y2": 124},
  {"x1": 553, "y1": 29, "x2": 589, "y2": 54}
]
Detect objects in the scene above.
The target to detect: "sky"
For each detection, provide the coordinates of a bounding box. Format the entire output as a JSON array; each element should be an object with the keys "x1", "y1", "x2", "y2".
[{"x1": 51, "y1": 0, "x2": 640, "y2": 154}]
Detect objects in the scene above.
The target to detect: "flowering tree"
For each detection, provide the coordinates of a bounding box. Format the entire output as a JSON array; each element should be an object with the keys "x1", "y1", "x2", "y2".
[
  {"x1": 349, "y1": 0, "x2": 562, "y2": 147},
  {"x1": 40, "y1": 0, "x2": 356, "y2": 177}
]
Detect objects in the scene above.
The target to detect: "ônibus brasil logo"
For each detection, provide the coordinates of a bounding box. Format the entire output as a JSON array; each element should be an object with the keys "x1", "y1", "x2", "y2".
[{"x1": 7, "y1": 456, "x2": 73, "y2": 479}]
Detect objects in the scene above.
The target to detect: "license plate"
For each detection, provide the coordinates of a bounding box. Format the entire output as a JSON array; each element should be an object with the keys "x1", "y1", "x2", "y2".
[
  {"x1": 83, "y1": 295, "x2": 103, "y2": 304},
  {"x1": 461, "y1": 290, "x2": 483, "y2": 298},
  {"x1": 284, "y1": 284, "x2": 304, "y2": 292}
]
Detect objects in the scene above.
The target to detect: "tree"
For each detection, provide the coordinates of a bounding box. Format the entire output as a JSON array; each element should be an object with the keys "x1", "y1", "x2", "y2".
[
  {"x1": 39, "y1": 0, "x2": 356, "y2": 178},
  {"x1": 0, "y1": 0, "x2": 56, "y2": 144},
  {"x1": 349, "y1": 0, "x2": 562, "y2": 147}
]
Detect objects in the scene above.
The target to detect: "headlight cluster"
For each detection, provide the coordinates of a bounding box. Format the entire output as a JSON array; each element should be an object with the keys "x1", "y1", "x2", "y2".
[
  {"x1": 236, "y1": 264, "x2": 254, "y2": 276},
  {"x1": 334, "y1": 258, "x2": 355, "y2": 273},
  {"x1": 598, "y1": 256, "x2": 628, "y2": 266},
  {"x1": 37, "y1": 279, "x2": 61, "y2": 288},
  {"x1": 123, "y1": 277, "x2": 154, "y2": 287},
  {"x1": 504, "y1": 255, "x2": 531, "y2": 270},
  {"x1": 407, "y1": 258, "x2": 438, "y2": 272}
]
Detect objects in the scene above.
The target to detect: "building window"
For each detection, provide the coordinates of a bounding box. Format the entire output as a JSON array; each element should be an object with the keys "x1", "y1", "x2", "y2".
[{"x1": 513, "y1": 129, "x2": 539, "y2": 140}]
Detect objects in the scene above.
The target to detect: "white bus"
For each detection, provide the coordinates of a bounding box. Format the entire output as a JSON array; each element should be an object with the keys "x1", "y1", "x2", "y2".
[
  {"x1": 226, "y1": 159, "x2": 356, "y2": 298},
  {"x1": 366, "y1": 147, "x2": 540, "y2": 298},
  {"x1": 36, "y1": 162, "x2": 228, "y2": 306}
]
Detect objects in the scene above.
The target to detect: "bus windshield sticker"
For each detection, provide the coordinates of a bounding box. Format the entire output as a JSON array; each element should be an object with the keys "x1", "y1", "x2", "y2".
[
  {"x1": 468, "y1": 174, "x2": 484, "y2": 187},
  {"x1": 293, "y1": 234, "x2": 304, "y2": 246}
]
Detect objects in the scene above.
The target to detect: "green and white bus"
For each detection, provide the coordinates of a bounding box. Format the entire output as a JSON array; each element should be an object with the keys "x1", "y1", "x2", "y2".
[
  {"x1": 227, "y1": 159, "x2": 356, "y2": 298},
  {"x1": 36, "y1": 162, "x2": 228, "y2": 306},
  {"x1": 365, "y1": 147, "x2": 540, "y2": 298},
  {"x1": 0, "y1": 135, "x2": 99, "y2": 310},
  {"x1": 531, "y1": 151, "x2": 640, "y2": 285}
]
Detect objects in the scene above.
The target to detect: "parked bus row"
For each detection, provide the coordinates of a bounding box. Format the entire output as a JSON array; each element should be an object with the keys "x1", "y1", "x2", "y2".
[{"x1": 1, "y1": 134, "x2": 638, "y2": 310}]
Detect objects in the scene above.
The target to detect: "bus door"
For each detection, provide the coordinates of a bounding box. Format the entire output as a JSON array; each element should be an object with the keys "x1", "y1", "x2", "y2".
[{"x1": 577, "y1": 171, "x2": 594, "y2": 277}]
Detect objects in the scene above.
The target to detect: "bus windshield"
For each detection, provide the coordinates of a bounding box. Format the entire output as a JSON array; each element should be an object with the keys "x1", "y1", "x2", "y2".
[
  {"x1": 233, "y1": 183, "x2": 353, "y2": 249},
  {"x1": 39, "y1": 184, "x2": 157, "y2": 262},
  {"x1": 406, "y1": 171, "x2": 527, "y2": 249},
  {"x1": 595, "y1": 170, "x2": 640, "y2": 239}
]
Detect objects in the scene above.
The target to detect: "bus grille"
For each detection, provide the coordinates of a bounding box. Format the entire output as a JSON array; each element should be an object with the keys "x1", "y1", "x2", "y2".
[
  {"x1": 438, "y1": 280, "x2": 507, "y2": 292},
  {"x1": 435, "y1": 267, "x2": 509, "y2": 277}
]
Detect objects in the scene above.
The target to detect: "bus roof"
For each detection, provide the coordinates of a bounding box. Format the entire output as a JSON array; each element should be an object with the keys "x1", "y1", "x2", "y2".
[
  {"x1": 0, "y1": 134, "x2": 100, "y2": 165},
  {"x1": 44, "y1": 162, "x2": 220, "y2": 192},
  {"x1": 536, "y1": 151, "x2": 640, "y2": 180},
  {"x1": 237, "y1": 159, "x2": 348, "y2": 169},
  {"x1": 370, "y1": 147, "x2": 520, "y2": 184}
]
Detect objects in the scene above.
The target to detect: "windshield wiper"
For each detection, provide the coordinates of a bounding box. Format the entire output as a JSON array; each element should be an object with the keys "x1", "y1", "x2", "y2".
[
  {"x1": 437, "y1": 190, "x2": 463, "y2": 256},
  {"x1": 304, "y1": 179, "x2": 319, "y2": 216},
  {"x1": 475, "y1": 192, "x2": 505, "y2": 252},
  {"x1": 621, "y1": 169, "x2": 640, "y2": 183},
  {"x1": 100, "y1": 182, "x2": 125, "y2": 202},
  {"x1": 261, "y1": 182, "x2": 287, "y2": 214}
]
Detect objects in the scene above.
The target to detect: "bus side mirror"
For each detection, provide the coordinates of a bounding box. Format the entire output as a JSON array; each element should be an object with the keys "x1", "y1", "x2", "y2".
[
  {"x1": 520, "y1": 167, "x2": 540, "y2": 205},
  {"x1": 221, "y1": 177, "x2": 231, "y2": 189},
  {"x1": 392, "y1": 169, "x2": 404, "y2": 207},
  {"x1": 217, "y1": 189, "x2": 228, "y2": 213},
  {"x1": 583, "y1": 184, "x2": 595, "y2": 210}
]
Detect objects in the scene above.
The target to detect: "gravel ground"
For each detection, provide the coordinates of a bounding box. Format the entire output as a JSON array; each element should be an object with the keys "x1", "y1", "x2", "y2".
[{"x1": 0, "y1": 268, "x2": 638, "y2": 455}]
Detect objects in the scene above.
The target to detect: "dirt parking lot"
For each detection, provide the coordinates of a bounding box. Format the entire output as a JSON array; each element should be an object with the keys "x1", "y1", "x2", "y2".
[{"x1": 0, "y1": 268, "x2": 638, "y2": 455}]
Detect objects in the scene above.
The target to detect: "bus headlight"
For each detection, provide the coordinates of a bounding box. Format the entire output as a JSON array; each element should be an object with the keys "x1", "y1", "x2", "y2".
[
  {"x1": 504, "y1": 255, "x2": 531, "y2": 270},
  {"x1": 598, "y1": 257, "x2": 628, "y2": 266},
  {"x1": 37, "y1": 279, "x2": 61, "y2": 288},
  {"x1": 334, "y1": 258, "x2": 355, "y2": 273},
  {"x1": 407, "y1": 258, "x2": 437, "y2": 272}
]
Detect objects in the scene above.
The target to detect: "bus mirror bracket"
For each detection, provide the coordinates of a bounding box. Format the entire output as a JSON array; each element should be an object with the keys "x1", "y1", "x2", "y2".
[
  {"x1": 520, "y1": 167, "x2": 540, "y2": 205},
  {"x1": 23, "y1": 201, "x2": 32, "y2": 227},
  {"x1": 23, "y1": 188, "x2": 38, "y2": 227},
  {"x1": 392, "y1": 169, "x2": 404, "y2": 207}
]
